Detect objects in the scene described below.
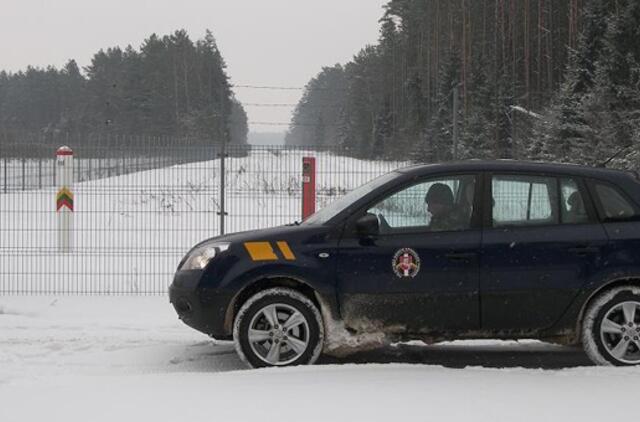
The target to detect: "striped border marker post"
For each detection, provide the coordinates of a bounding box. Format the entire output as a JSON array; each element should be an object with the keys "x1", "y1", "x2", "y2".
[{"x1": 56, "y1": 146, "x2": 74, "y2": 252}]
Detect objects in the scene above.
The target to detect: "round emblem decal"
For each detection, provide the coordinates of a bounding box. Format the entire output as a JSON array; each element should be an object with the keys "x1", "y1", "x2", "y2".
[{"x1": 392, "y1": 248, "x2": 421, "y2": 278}]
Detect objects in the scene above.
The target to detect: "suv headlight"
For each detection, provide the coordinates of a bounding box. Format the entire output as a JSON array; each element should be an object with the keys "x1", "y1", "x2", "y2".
[{"x1": 180, "y1": 243, "x2": 230, "y2": 271}]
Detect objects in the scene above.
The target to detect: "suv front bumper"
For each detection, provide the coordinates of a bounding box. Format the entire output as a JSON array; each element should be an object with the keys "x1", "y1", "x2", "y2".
[{"x1": 169, "y1": 270, "x2": 233, "y2": 340}]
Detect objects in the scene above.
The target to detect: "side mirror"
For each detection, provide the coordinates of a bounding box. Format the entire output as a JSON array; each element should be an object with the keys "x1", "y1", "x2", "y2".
[{"x1": 356, "y1": 213, "x2": 379, "y2": 237}]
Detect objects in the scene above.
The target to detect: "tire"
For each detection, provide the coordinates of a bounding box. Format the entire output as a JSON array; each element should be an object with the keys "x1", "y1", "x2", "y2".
[
  {"x1": 233, "y1": 287, "x2": 324, "y2": 368},
  {"x1": 582, "y1": 285, "x2": 640, "y2": 366}
]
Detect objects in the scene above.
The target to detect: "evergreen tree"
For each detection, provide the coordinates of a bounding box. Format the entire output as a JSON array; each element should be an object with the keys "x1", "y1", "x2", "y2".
[
  {"x1": 536, "y1": 0, "x2": 612, "y2": 163},
  {"x1": 584, "y1": 0, "x2": 640, "y2": 168},
  {"x1": 419, "y1": 49, "x2": 463, "y2": 163},
  {"x1": 285, "y1": 65, "x2": 347, "y2": 147},
  {"x1": 313, "y1": 115, "x2": 326, "y2": 147},
  {"x1": 537, "y1": 0, "x2": 640, "y2": 166},
  {"x1": 460, "y1": 54, "x2": 495, "y2": 159},
  {"x1": 288, "y1": 0, "x2": 585, "y2": 162},
  {"x1": 229, "y1": 98, "x2": 249, "y2": 146},
  {"x1": 0, "y1": 29, "x2": 247, "y2": 146}
]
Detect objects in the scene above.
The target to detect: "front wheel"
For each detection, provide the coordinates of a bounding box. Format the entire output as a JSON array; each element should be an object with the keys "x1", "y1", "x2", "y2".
[
  {"x1": 582, "y1": 286, "x2": 640, "y2": 366},
  {"x1": 233, "y1": 287, "x2": 324, "y2": 368}
]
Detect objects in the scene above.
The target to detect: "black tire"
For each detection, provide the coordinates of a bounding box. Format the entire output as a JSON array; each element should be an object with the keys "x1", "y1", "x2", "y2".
[
  {"x1": 582, "y1": 286, "x2": 640, "y2": 366},
  {"x1": 233, "y1": 287, "x2": 324, "y2": 368}
]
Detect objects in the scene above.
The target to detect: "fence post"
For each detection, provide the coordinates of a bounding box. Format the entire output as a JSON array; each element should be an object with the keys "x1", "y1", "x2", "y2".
[
  {"x1": 22, "y1": 158, "x2": 26, "y2": 191},
  {"x1": 452, "y1": 84, "x2": 460, "y2": 160},
  {"x1": 3, "y1": 157, "x2": 7, "y2": 194},
  {"x1": 38, "y1": 158, "x2": 42, "y2": 189},
  {"x1": 302, "y1": 157, "x2": 316, "y2": 220},
  {"x1": 219, "y1": 141, "x2": 227, "y2": 235},
  {"x1": 56, "y1": 146, "x2": 74, "y2": 253}
]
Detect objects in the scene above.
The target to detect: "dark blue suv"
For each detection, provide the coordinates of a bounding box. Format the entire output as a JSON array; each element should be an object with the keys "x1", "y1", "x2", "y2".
[{"x1": 170, "y1": 161, "x2": 640, "y2": 368}]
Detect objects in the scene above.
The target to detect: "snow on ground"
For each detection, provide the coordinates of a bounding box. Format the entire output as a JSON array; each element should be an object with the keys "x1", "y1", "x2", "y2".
[
  {"x1": 1, "y1": 296, "x2": 639, "y2": 422},
  {"x1": 0, "y1": 150, "x2": 406, "y2": 294},
  {"x1": 3, "y1": 151, "x2": 639, "y2": 420}
]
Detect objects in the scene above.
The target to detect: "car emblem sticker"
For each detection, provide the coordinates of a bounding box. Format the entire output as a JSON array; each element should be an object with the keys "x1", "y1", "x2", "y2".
[{"x1": 392, "y1": 248, "x2": 421, "y2": 278}]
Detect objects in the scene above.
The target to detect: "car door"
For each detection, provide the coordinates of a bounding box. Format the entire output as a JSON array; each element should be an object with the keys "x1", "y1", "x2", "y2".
[
  {"x1": 481, "y1": 173, "x2": 608, "y2": 332},
  {"x1": 336, "y1": 174, "x2": 482, "y2": 334},
  {"x1": 588, "y1": 178, "x2": 640, "y2": 283}
]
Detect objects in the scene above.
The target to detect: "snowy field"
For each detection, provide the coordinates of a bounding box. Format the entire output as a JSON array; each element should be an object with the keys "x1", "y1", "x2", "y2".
[
  {"x1": 3, "y1": 150, "x2": 640, "y2": 421},
  {"x1": 2, "y1": 296, "x2": 640, "y2": 422},
  {"x1": 0, "y1": 150, "x2": 406, "y2": 294},
  {"x1": 0, "y1": 156, "x2": 173, "y2": 191}
]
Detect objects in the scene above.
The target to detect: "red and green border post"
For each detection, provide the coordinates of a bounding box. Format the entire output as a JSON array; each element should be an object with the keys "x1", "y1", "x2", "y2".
[{"x1": 56, "y1": 146, "x2": 74, "y2": 252}]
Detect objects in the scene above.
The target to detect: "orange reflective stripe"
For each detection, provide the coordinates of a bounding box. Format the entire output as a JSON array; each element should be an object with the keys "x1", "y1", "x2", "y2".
[
  {"x1": 276, "y1": 241, "x2": 296, "y2": 261},
  {"x1": 244, "y1": 242, "x2": 278, "y2": 261}
]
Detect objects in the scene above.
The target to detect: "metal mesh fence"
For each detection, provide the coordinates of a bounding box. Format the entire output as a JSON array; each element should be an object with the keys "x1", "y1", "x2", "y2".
[{"x1": 0, "y1": 140, "x2": 408, "y2": 295}]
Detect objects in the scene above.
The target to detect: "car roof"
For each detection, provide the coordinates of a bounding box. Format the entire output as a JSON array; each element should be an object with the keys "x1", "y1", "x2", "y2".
[{"x1": 396, "y1": 159, "x2": 637, "y2": 180}]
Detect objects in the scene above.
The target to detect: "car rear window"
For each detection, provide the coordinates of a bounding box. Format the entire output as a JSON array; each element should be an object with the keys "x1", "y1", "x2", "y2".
[
  {"x1": 492, "y1": 175, "x2": 558, "y2": 227},
  {"x1": 593, "y1": 182, "x2": 637, "y2": 221}
]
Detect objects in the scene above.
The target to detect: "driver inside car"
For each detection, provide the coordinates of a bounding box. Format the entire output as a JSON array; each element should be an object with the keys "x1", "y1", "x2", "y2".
[{"x1": 425, "y1": 183, "x2": 468, "y2": 232}]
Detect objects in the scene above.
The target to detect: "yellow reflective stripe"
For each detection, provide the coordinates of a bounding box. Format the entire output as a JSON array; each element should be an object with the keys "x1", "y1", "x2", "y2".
[
  {"x1": 276, "y1": 241, "x2": 296, "y2": 261},
  {"x1": 244, "y1": 242, "x2": 278, "y2": 261}
]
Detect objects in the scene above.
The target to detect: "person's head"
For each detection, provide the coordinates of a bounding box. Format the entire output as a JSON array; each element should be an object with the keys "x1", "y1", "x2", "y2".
[
  {"x1": 567, "y1": 191, "x2": 584, "y2": 213},
  {"x1": 425, "y1": 183, "x2": 454, "y2": 216}
]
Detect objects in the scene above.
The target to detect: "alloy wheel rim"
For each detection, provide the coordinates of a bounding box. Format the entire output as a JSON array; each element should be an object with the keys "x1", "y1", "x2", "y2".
[
  {"x1": 600, "y1": 301, "x2": 640, "y2": 364},
  {"x1": 248, "y1": 303, "x2": 310, "y2": 366}
]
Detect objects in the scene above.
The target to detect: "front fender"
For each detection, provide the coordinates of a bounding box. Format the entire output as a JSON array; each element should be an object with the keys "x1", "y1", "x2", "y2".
[
  {"x1": 225, "y1": 262, "x2": 337, "y2": 296},
  {"x1": 212, "y1": 258, "x2": 340, "y2": 337}
]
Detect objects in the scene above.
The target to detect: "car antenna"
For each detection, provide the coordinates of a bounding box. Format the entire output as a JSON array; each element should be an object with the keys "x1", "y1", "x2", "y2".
[{"x1": 597, "y1": 144, "x2": 634, "y2": 168}]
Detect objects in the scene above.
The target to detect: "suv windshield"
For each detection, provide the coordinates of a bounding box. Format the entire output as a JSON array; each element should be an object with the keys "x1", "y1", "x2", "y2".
[{"x1": 303, "y1": 171, "x2": 400, "y2": 225}]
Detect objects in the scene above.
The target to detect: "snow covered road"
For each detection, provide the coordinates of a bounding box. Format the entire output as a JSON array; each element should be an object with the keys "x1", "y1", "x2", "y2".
[{"x1": 1, "y1": 296, "x2": 639, "y2": 422}]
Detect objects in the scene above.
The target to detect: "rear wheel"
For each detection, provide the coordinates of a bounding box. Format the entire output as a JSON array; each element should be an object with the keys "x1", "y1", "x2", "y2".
[
  {"x1": 233, "y1": 287, "x2": 324, "y2": 368},
  {"x1": 582, "y1": 286, "x2": 640, "y2": 366}
]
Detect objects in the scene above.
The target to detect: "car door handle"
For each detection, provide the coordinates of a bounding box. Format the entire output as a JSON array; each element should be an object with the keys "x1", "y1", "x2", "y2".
[
  {"x1": 445, "y1": 252, "x2": 477, "y2": 262},
  {"x1": 567, "y1": 246, "x2": 600, "y2": 256}
]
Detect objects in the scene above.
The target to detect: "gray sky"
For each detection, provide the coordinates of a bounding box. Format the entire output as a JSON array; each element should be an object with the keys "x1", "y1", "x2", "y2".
[{"x1": 1, "y1": 0, "x2": 387, "y2": 133}]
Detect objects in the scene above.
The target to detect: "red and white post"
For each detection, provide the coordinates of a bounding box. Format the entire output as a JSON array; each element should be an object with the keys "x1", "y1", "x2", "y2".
[
  {"x1": 302, "y1": 157, "x2": 316, "y2": 221},
  {"x1": 56, "y1": 146, "x2": 74, "y2": 252}
]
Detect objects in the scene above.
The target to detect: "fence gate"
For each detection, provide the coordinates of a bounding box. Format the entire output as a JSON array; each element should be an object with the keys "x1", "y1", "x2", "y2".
[{"x1": 0, "y1": 137, "x2": 406, "y2": 295}]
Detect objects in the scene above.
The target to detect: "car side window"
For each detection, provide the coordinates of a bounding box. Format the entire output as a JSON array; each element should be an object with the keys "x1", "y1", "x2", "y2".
[
  {"x1": 492, "y1": 175, "x2": 558, "y2": 227},
  {"x1": 594, "y1": 182, "x2": 637, "y2": 221},
  {"x1": 367, "y1": 175, "x2": 476, "y2": 233},
  {"x1": 560, "y1": 178, "x2": 589, "y2": 224}
]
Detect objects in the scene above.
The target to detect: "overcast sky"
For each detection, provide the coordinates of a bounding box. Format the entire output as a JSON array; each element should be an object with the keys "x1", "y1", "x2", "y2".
[{"x1": 1, "y1": 0, "x2": 387, "y2": 133}]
